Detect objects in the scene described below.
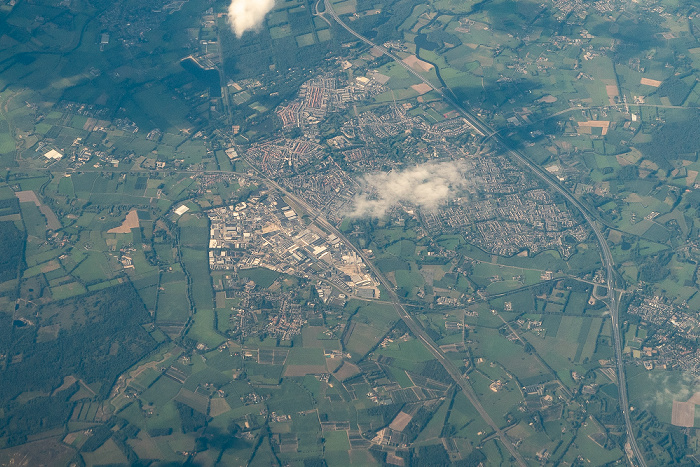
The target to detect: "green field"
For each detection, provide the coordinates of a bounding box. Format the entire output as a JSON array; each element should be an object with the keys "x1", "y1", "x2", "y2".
[
  {"x1": 1, "y1": 0, "x2": 699, "y2": 463},
  {"x1": 238, "y1": 267, "x2": 281, "y2": 288},
  {"x1": 285, "y1": 347, "x2": 325, "y2": 366}
]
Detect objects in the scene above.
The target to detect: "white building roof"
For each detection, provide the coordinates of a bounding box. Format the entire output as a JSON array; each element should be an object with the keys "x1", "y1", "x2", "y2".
[
  {"x1": 174, "y1": 205, "x2": 190, "y2": 216},
  {"x1": 44, "y1": 149, "x2": 63, "y2": 160}
]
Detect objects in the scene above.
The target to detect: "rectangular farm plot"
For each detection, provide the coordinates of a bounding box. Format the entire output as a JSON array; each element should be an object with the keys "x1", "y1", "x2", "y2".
[
  {"x1": 16, "y1": 190, "x2": 61, "y2": 230},
  {"x1": 578, "y1": 318, "x2": 603, "y2": 363},
  {"x1": 270, "y1": 25, "x2": 292, "y2": 39},
  {"x1": 323, "y1": 430, "x2": 350, "y2": 451},
  {"x1": 72, "y1": 252, "x2": 112, "y2": 283},
  {"x1": 246, "y1": 362, "x2": 284, "y2": 384},
  {"x1": 284, "y1": 347, "x2": 326, "y2": 377},
  {"x1": 332, "y1": 0, "x2": 357, "y2": 15},
  {"x1": 51, "y1": 282, "x2": 87, "y2": 300},
  {"x1": 671, "y1": 400, "x2": 695, "y2": 427},
  {"x1": 402, "y1": 55, "x2": 434, "y2": 73},
  {"x1": 81, "y1": 438, "x2": 129, "y2": 466},
  {"x1": 342, "y1": 302, "x2": 397, "y2": 360},
  {"x1": 302, "y1": 326, "x2": 340, "y2": 350},
  {"x1": 19, "y1": 201, "x2": 48, "y2": 238},
  {"x1": 389, "y1": 411, "x2": 413, "y2": 431},
  {"x1": 333, "y1": 361, "x2": 361, "y2": 382},
  {"x1": 174, "y1": 388, "x2": 209, "y2": 414},
  {"x1": 605, "y1": 84, "x2": 619, "y2": 104},
  {"x1": 266, "y1": 9, "x2": 288, "y2": 26},
  {"x1": 343, "y1": 322, "x2": 385, "y2": 360},
  {"x1": 285, "y1": 347, "x2": 324, "y2": 365},
  {"x1": 156, "y1": 281, "x2": 190, "y2": 324},
  {"x1": 557, "y1": 316, "x2": 584, "y2": 347},
  {"x1": 296, "y1": 33, "x2": 316, "y2": 47},
  {"x1": 470, "y1": 328, "x2": 550, "y2": 382},
  {"x1": 258, "y1": 348, "x2": 289, "y2": 365},
  {"x1": 411, "y1": 83, "x2": 433, "y2": 95},
  {"x1": 641, "y1": 77, "x2": 663, "y2": 87},
  {"x1": 577, "y1": 120, "x2": 611, "y2": 136},
  {"x1": 209, "y1": 398, "x2": 231, "y2": 417},
  {"x1": 140, "y1": 376, "x2": 182, "y2": 406}
]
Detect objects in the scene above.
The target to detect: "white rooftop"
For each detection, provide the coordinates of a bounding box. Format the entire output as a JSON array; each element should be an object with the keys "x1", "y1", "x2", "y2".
[
  {"x1": 44, "y1": 149, "x2": 63, "y2": 160},
  {"x1": 174, "y1": 205, "x2": 190, "y2": 216}
]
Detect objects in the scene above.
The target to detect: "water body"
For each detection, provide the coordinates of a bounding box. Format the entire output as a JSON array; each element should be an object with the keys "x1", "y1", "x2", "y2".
[
  {"x1": 414, "y1": 33, "x2": 439, "y2": 51},
  {"x1": 180, "y1": 57, "x2": 222, "y2": 98},
  {"x1": 13, "y1": 320, "x2": 27, "y2": 327},
  {"x1": 414, "y1": 41, "x2": 447, "y2": 92},
  {"x1": 414, "y1": 18, "x2": 450, "y2": 94}
]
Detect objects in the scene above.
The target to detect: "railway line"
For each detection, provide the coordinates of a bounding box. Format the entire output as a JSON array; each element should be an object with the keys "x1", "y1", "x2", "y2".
[{"x1": 320, "y1": 1, "x2": 646, "y2": 464}]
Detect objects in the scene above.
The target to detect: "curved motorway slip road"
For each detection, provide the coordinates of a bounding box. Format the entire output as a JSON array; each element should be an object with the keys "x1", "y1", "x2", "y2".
[{"x1": 320, "y1": 1, "x2": 647, "y2": 465}]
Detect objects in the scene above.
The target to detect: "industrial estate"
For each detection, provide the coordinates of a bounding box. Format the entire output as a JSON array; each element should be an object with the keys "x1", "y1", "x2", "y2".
[{"x1": 1, "y1": 0, "x2": 700, "y2": 465}]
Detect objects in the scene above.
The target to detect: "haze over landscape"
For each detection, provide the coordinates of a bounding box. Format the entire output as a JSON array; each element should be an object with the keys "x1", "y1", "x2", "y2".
[{"x1": 0, "y1": 0, "x2": 700, "y2": 465}]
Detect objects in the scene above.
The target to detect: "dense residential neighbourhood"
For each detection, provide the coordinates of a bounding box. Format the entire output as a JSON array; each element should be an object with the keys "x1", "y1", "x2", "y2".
[{"x1": 1, "y1": 0, "x2": 700, "y2": 465}]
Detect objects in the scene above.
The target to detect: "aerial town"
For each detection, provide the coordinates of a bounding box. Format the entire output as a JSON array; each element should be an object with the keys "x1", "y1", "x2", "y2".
[
  {"x1": 207, "y1": 191, "x2": 381, "y2": 299},
  {"x1": 2, "y1": 0, "x2": 700, "y2": 465}
]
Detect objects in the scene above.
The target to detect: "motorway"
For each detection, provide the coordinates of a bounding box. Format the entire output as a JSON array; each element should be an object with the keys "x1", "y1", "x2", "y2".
[
  {"x1": 244, "y1": 156, "x2": 528, "y2": 466},
  {"x1": 320, "y1": 1, "x2": 647, "y2": 465}
]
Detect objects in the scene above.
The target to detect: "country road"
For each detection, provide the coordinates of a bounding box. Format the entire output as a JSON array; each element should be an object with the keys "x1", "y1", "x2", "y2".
[
  {"x1": 243, "y1": 156, "x2": 529, "y2": 467},
  {"x1": 320, "y1": 1, "x2": 646, "y2": 465}
]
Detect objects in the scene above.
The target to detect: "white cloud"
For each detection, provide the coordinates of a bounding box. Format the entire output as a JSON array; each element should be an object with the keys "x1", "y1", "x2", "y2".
[
  {"x1": 228, "y1": 0, "x2": 275, "y2": 38},
  {"x1": 648, "y1": 372, "x2": 700, "y2": 407},
  {"x1": 347, "y1": 160, "x2": 473, "y2": 218}
]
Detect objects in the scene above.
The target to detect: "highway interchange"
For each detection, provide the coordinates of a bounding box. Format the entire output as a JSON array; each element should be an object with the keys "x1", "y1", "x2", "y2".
[
  {"x1": 235, "y1": 2, "x2": 650, "y2": 463},
  {"x1": 319, "y1": 2, "x2": 648, "y2": 464}
]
